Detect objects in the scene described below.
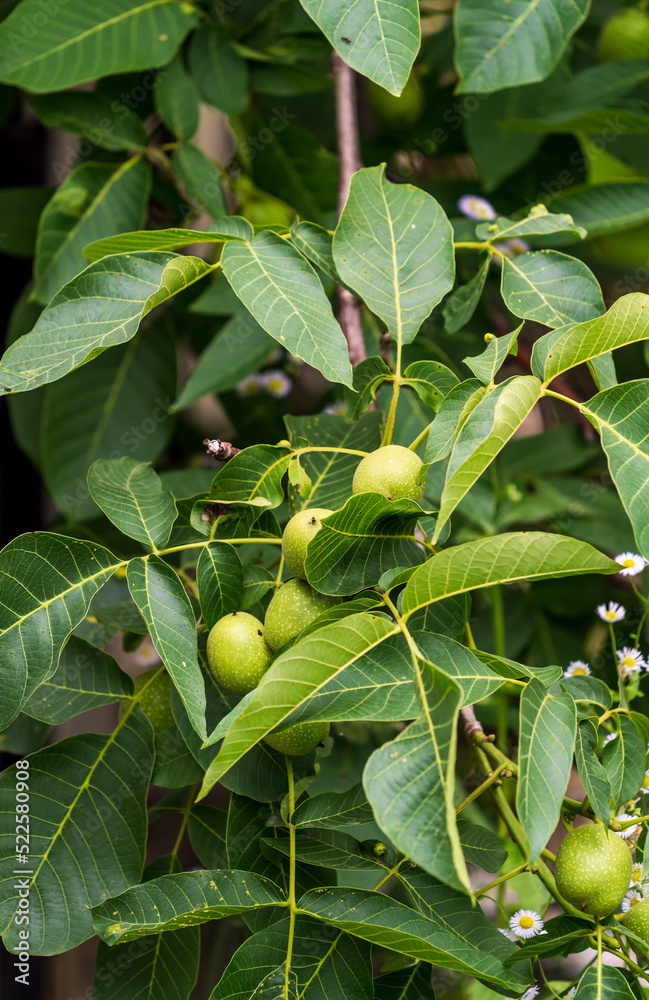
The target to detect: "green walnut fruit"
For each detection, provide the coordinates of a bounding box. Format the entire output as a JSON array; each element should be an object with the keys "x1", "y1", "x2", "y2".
[
  {"x1": 598, "y1": 8, "x2": 649, "y2": 62},
  {"x1": 121, "y1": 669, "x2": 174, "y2": 736},
  {"x1": 264, "y1": 720, "x2": 330, "y2": 756},
  {"x1": 622, "y1": 897, "x2": 649, "y2": 963},
  {"x1": 367, "y1": 74, "x2": 425, "y2": 129},
  {"x1": 352, "y1": 444, "x2": 426, "y2": 502},
  {"x1": 554, "y1": 823, "x2": 632, "y2": 916},
  {"x1": 282, "y1": 507, "x2": 333, "y2": 580},
  {"x1": 207, "y1": 611, "x2": 274, "y2": 694},
  {"x1": 264, "y1": 578, "x2": 342, "y2": 652}
]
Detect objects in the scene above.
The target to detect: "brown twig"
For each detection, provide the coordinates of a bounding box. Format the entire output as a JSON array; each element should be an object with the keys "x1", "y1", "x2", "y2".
[
  {"x1": 459, "y1": 705, "x2": 484, "y2": 740},
  {"x1": 332, "y1": 52, "x2": 366, "y2": 368}
]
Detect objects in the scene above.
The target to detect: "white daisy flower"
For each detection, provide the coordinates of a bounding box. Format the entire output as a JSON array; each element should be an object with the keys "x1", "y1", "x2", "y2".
[
  {"x1": 567, "y1": 988, "x2": 577, "y2": 1000},
  {"x1": 236, "y1": 374, "x2": 265, "y2": 397},
  {"x1": 602, "y1": 731, "x2": 618, "y2": 746},
  {"x1": 498, "y1": 926, "x2": 519, "y2": 942},
  {"x1": 615, "y1": 552, "x2": 648, "y2": 577},
  {"x1": 322, "y1": 401, "x2": 345, "y2": 416},
  {"x1": 630, "y1": 863, "x2": 648, "y2": 889},
  {"x1": 622, "y1": 889, "x2": 644, "y2": 911},
  {"x1": 457, "y1": 194, "x2": 497, "y2": 220},
  {"x1": 498, "y1": 238, "x2": 531, "y2": 258},
  {"x1": 617, "y1": 646, "x2": 646, "y2": 678},
  {"x1": 509, "y1": 909, "x2": 544, "y2": 939},
  {"x1": 522, "y1": 988, "x2": 540, "y2": 1000},
  {"x1": 596, "y1": 601, "x2": 626, "y2": 623},
  {"x1": 564, "y1": 660, "x2": 591, "y2": 677},
  {"x1": 639, "y1": 770, "x2": 649, "y2": 795},
  {"x1": 614, "y1": 812, "x2": 639, "y2": 839},
  {"x1": 261, "y1": 369, "x2": 292, "y2": 399}
]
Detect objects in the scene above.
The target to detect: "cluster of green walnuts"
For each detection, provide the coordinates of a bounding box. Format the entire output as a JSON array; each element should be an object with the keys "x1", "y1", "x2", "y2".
[{"x1": 206, "y1": 444, "x2": 426, "y2": 756}]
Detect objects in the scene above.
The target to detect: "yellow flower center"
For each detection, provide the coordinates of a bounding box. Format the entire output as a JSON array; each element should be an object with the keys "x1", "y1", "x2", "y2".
[
  {"x1": 633, "y1": 870, "x2": 642, "y2": 882},
  {"x1": 520, "y1": 916, "x2": 534, "y2": 929},
  {"x1": 573, "y1": 668, "x2": 587, "y2": 675},
  {"x1": 643, "y1": 775, "x2": 649, "y2": 789},
  {"x1": 631, "y1": 896, "x2": 640, "y2": 907},
  {"x1": 624, "y1": 559, "x2": 635, "y2": 567},
  {"x1": 623, "y1": 657, "x2": 635, "y2": 669},
  {"x1": 605, "y1": 611, "x2": 615, "y2": 620}
]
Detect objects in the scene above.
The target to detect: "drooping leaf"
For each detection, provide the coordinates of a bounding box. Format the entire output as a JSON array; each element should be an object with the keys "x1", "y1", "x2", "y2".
[
  {"x1": 454, "y1": 0, "x2": 589, "y2": 93},
  {"x1": 516, "y1": 679, "x2": 576, "y2": 862},
  {"x1": 547, "y1": 182, "x2": 649, "y2": 239},
  {"x1": 154, "y1": 52, "x2": 201, "y2": 140},
  {"x1": 0, "y1": 533, "x2": 121, "y2": 729},
  {"x1": 416, "y1": 632, "x2": 504, "y2": 707},
  {"x1": 189, "y1": 23, "x2": 249, "y2": 116},
  {"x1": 127, "y1": 556, "x2": 206, "y2": 740},
  {"x1": 603, "y1": 713, "x2": 646, "y2": 809},
  {"x1": 196, "y1": 543, "x2": 244, "y2": 630},
  {"x1": 532, "y1": 293, "x2": 649, "y2": 384},
  {"x1": 433, "y1": 376, "x2": 543, "y2": 541},
  {"x1": 0, "y1": 709, "x2": 153, "y2": 955},
  {"x1": 424, "y1": 379, "x2": 486, "y2": 465},
  {"x1": 304, "y1": 494, "x2": 426, "y2": 597},
  {"x1": 333, "y1": 165, "x2": 454, "y2": 345},
  {"x1": 463, "y1": 327, "x2": 521, "y2": 385},
  {"x1": 475, "y1": 208, "x2": 587, "y2": 242},
  {"x1": 249, "y1": 119, "x2": 338, "y2": 222},
  {"x1": 29, "y1": 91, "x2": 147, "y2": 151},
  {"x1": 209, "y1": 443, "x2": 292, "y2": 509},
  {"x1": 443, "y1": 252, "x2": 490, "y2": 334},
  {"x1": 0, "y1": 0, "x2": 200, "y2": 92},
  {"x1": 0, "y1": 251, "x2": 212, "y2": 395},
  {"x1": 33, "y1": 157, "x2": 151, "y2": 304},
  {"x1": 84, "y1": 227, "x2": 244, "y2": 262},
  {"x1": 582, "y1": 380, "x2": 649, "y2": 559},
  {"x1": 92, "y1": 870, "x2": 286, "y2": 945},
  {"x1": 298, "y1": 0, "x2": 420, "y2": 95},
  {"x1": 299, "y1": 887, "x2": 529, "y2": 991},
  {"x1": 23, "y1": 635, "x2": 131, "y2": 724},
  {"x1": 221, "y1": 232, "x2": 353, "y2": 387},
  {"x1": 40, "y1": 317, "x2": 176, "y2": 522},
  {"x1": 457, "y1": 820, "x2": 507, "y2": 872},
  {"x1": 290, "y1": 221, "x2": 341, "y2": 284},
  {"x1": 402, "y1": 533, "x2": 618, "y2": 616},
  {"x1": 500, "y1": 251, "x2": 604, "y2": 328},
  {"x1": 364, "y1": 658, "x2": 469, "y2": 892},
  {"x1": 171, "y1": 142, "x2": 227, "y2": 221},
  {"x1": 574, "y1": 719, "x2": 612, "y2": 828},
  {"x1": 87, "y1": 457, "x2": 177, "y2": 549},
  {"x1": 199, "y1": 614, "x2": 399, "y2": 795}
]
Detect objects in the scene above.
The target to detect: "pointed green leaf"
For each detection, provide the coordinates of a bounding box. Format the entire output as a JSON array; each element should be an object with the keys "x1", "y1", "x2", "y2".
[
  {"x1": 88, "y1": 458, "x2": 177, "y2": 548},
  {"x1": 517, "y1": 679, "x2": 576, "y2": 862},
  {"x1": 221, "y1": 232, "x2": 353, "y2": 387},
  {"x1": 23, "y1": 635, "x2": 131, "y2": 724},
  {"x1": 0, "y1": 533, "x2": 121, "y2": 729},
  {"x1": 534, "y1": 293, "x2": 649, "y2": 384},
  {"x1": 0, "y1": 710, "x2": 153, "y2": 954},
  {"x1": 290, "y1": 221, "x2": 341, "y2": 285},
  {"x1": 0, "y1": 251, "x2": 212, "y2": 396},
  {"x1": 209, "y1": 444, "x2": 292, "y2": 509},
  {"x1": 457, "y1": 820, "x2": 507, "y2": 872},
  {"x1": 92, "y1": 870, "x2": 286, "y2": 945},
  {"x1": 299, "y1": 887, "x2": 529, "y2": 991},
  {"x1": 299, "y1": 0, "x2": 420, "y2": 95},
  {"x1": 454, "y1": 0, "x2": 589, "y2": 93},
  {"x1": 304, "y1": 494, "x2": 426, "y2": 597},
  {"x1": 574, "y1": 965, "x2": 636, "y2": 1000},
  {"x1": 196, "y1": 543, "x2": 244, "y2": 630},
  {"x1": 402, "y1": 361, "x2": 460, "y2": 410},
  {"x1": 209, "y1": 915, "x2": 373, "y2": 1000},
  {"x1": 293, "y1": 783, "x2": 374, "y2": 830},
  {"x1": 463, "y1": 327, "x2": 521, "y2": 384},
  {"x1": 198, "y1": 614, "x2": 398, "y2": 795},
  {"x1": 84, "y1": 226, "x2": 244, "y2": 262},
  {"x1": 416, "y1": 632, "x2": 504, "y2": 707},
  {"x1": 575, "y1": 719, "x2": 612, "y2": 828},
  {"x1": 501, "y1": 251, "x2": 604, "y2": 328},
  {"x1": 94, "y1": 924, "x2": 199, "y2": 1000},
  {"x1": 333, "y1": 165, "x2": 454, "y2": 345},
  {"x1": 603, "y1": 713, "x2": 646, "y2": 809},
  {"x1": 476, "y1": 208, "x2": 586, "y2": 242},
  {"x1": 154, "y1": 52, "x2": 201, "y2": 141},
  {"x1": 364, "y1": 659, "x2": 468, "y2": 892},
  {"x1": 41, "y1": 317, "x2": 176, "y2": 522},
  {"x1": 29, "y1": 92, "x2": 147, "y2": 151},
  {"x1": 424, "y1": 379, "x2": 486, "y2": 465},
  {"x1": 547, "y1": 182, "x2": 649, "y2": 239},
  {"x1": 443, "y1": 252, "x2": 490, "y2": 334},
  {"x1": 0, "y1": 0, "x2": 199, "y2": 92},
  {"x1": 403, "y1": 533, "x2": 619, "y2": 616},
  {"x1": 189, "y1": 24, "x2": 249, "y2": 116},
  {"x1": 434, "y1": 376, "x2": 543, "y2": 542},
  {"x1": 171, "y1": 142, "x2": 227, "y2": 221},
  {"x1": 34, "y1": 157, "x2": 151, "y2": 304},
  {"x1": 344, "y1": 356, "x2": 394, "y2": 422},
  {"x1": 285, "y1": 411, "x2": 382, "y2": 511},
  {"x1": 127, "y1": 556, "x2": 206, "y2": 740},
  {"x1": 582, "y1": 380, "x2": 649, "y2": 559},
  {"x1": 264, "y1": 829, "x2": 384, "y2": 872}
]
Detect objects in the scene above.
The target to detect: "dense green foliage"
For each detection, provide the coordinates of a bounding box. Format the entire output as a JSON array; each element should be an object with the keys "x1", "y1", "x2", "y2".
[{"x1": 3, "y1": 1, "x2": 649, "y2": 998}]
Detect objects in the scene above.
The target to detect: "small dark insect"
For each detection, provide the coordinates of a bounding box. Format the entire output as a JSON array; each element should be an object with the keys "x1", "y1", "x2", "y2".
[{"x1": 341, "y1": 36, "x2": 351, "y2": 43}]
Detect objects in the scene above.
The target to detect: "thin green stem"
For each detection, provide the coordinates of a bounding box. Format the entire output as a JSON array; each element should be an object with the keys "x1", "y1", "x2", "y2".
[
  {"x1": 456, "y1": 762, "x2": 508, "y2": 814},
  {"x1": 475, "y1": 861, "x2": 529, "y2": 897},
  {"x1": 596, "y1": 923, "x2": 602, "y2": 1000},
  {"x1": 169, "y1": 786, "x2": 196, "y2": 869},
  {"x1": 408, "y1": 421, "x2": 433, "y2": 453},
  {"x1": 284, "y1": 757, "x2": 297, "y2": 1000},
  {"x1": 543, "y1": 387, "x2": 582, "y2": 407},
  {"x1": 464, "y1": 622, "x2": 477, "y2": 650},
  {"x1": 381, "y1": 338, "x2": 403, "y2": 446},
  {"x1": 158, "y1": 538, "x2": 282, "y2": 557},
  {"x1": 610, "y1": 622, "x2": 630, "y2": 710},
  {"x1": 275, "y1": 553, "x2": 285, "y2": 591}
]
